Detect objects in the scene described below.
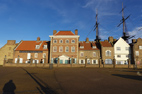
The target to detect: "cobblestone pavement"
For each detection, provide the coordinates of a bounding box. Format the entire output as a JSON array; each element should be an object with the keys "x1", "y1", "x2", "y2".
[{"x1": 0, "y1": 66, "x2": 142, "y2": 94}]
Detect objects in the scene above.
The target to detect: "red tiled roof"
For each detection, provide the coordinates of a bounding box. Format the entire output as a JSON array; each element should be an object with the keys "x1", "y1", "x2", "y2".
[
  {"x1": 79, "y1": 41, "x2": 99, "y2": 50},
  {"x1": 101, "y1": 41, "x2": 112, "y2": 47},
  {"x1": 55, "y1": 31, "x2": 74, "y2": 35},
  {"x1": 15, "y1": 41, "x2": 48, "y2": 51}
]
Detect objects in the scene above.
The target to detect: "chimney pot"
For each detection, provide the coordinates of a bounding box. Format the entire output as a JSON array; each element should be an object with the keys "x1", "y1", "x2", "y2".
[
  {"x1": 53, "y1": 30, "x2": 57, "y2": 35},
  {"x1": 75, "y1": 29, "x2": 78, "y2": 35},
  {"x1": 37, "y1": 37, "x2": 40, "y2": 41}
]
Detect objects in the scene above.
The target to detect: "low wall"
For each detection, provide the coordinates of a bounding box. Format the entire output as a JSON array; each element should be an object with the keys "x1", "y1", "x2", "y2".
[{"x1": 3, "y1": 63, "x2": 141, "y2": 69}]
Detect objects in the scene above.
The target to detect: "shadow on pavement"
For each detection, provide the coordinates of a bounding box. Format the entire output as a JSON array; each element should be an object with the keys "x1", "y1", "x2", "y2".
[
  {"x1": 21, "y1": 68, "x2": 57, "y2": 94},
  {"x1": 3, "y1": 80, "x2": 16, "y2": 94},
  {"x1": 112, "y1": 74, "x2": 142, "y2": 81}
]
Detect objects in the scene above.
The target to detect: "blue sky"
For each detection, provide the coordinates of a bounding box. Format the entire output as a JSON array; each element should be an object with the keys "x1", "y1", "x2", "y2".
[{"x1": 0, "y1": 0, "x2": 142, "y2": 47}]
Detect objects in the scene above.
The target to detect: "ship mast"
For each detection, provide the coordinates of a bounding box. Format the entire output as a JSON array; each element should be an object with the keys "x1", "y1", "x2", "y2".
[{"x1": 95, "y1": 9, "x2": 101, "y2": 42}]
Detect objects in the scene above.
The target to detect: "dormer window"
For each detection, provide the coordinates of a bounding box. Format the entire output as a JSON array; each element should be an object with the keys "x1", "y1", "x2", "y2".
[
  {"x1": 92, "y1": 46, "x2": 96, "y2": 49},
  {"x1": 43, "y1": 45, "x2": 47, "y2": 49},
  {"x1": 36, "y1": 45, "x2": 40, "y2": 49},
  {"x1": 80, "y1": 46, "x2": 84, "y2": 48}
]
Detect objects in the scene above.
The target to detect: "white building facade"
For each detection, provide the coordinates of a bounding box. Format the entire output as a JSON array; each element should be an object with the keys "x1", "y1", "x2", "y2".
[{"x1": 114, "y1": 37, "x2": 131, "y2": 64}]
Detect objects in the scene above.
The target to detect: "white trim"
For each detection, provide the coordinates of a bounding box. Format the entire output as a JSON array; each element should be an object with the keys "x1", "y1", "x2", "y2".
[
  {"x1": 14, "y1": 40, "x2": 23, "y2": 50},
  {"x1": 105, "y1": 50, "x2": 111, "y2": 56},
  {"x1": 79, "y1": 59, "x2": 85, "y2": 64},
  {"x1": 65, "y1": 46, "x2": 69, "y2": 52},
  {"x1": 53, "y1": 39, "x2": 57, "y2": 43},
  {"x1": 71, "y1": 46, "x2": 75, "y2": 52},
  {"x1": 59, "y1": 46, "x2": 63, "y2": 52},
  {"x1": 93, "y1": 52, "x2": 96, "y2": 57},
  {"x1": 80, "y1": 52, "x2": 84, "y2": 57},
  {"x1": 92, "y1": 59, "x2": 98, "y2": 64},
  {"x1": 35, "y1": 53, "x2": 38, "y2": 58},
  {"x1": 43, "y1": 53, "x2": 46, "y2": 58}
]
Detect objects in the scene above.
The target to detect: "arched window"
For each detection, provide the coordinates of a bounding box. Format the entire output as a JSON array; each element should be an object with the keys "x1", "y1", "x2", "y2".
[{"x1": 106, "y1": 50, "x2": 111, "y2": 56}]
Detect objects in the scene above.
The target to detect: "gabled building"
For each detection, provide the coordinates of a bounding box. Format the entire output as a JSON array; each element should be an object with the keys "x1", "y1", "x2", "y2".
[
  {"x1": 100, "y1": 40, "x2": 114, "y2": 64},
  {"x1": 49, "y1": 29, "x2": 80, "y2": 64},
  {"x1": 130, "y1": 38, "x2": 142, "y2": 65},
  {"x1": 78, "y1": 38, "x2": 100, "y2": 64},
  {"x1": 114, "y1": 37, "x2": 131, "y2": 64},
  {"x1": 13, "y1": 37, "x2": 49, "y2": 64},
  {"x1": 0, "y1": 40, "x2": 17, "y2": 65}
]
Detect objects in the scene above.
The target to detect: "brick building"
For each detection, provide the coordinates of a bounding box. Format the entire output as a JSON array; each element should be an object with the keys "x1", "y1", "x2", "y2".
[
  {"x1": 100, "y1": 40, "x2": 114, "y2": 64},
  {"x1": 131, "y1": 38, "x2": 142, "y2": 65},
  {"x1": 78, "y1": 38, "x2": 100, "y2": 64},
  {"x1": 0, "y1": 40, "x2": 17, "y2": 65},
  {"x1": 49, "y1": 29, "x2": 79, "y2": 64},
  {"x1": 13, "y1": 37, "x2": 49, "y2": 64}
]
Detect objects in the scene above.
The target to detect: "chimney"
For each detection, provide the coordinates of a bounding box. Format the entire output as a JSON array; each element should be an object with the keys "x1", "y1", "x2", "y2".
[
  {"x1": 75, "y1": 29, "x2": 78, "y2": 35},
  {"x1": 108, "y1": 36, "x2": 113, "y2": 43},
  {"x1": 86, "y1": 38, "x2": 89, "y2": 43},
  {"x1": 53, "y1": 30, "x2": 57, "y2": 35},
  {"x1": 37, "y1": 37, "x2": 40, "y2": 41},
  {"x1": 7, "y1": 40, "x2": 16, "y2": 45},
  {"x1": 132, "y1": 39, "x2": 136, "y2": 43}
]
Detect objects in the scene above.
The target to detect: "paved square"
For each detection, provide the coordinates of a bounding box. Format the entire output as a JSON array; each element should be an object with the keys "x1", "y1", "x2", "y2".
[{"x1": 0, "y1": 66, "x2": 142, "y2": 94}]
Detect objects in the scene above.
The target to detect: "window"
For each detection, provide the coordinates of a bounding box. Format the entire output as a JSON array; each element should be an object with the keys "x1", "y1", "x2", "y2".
[
  {"x1": 71, "y1": 47, "x2": 75, "y2": 52},
  {"x1": 92, "y1": 46, "x2": 96, "y2": 49},
  {"x1": 81, "y1": 60, "x2": 84, "y2": 64},
  {"x1": 93, "y1": 52, "x2": 96, "y2": 57},
  {"x1": 105, "y1": 59, "x2": 112, "y2": 64},
  {"x1": 43, "y1": 45, "x2": 47, "y2": 49},
  {"x1": 117, "y1": 55, "x2": 121, "y2": 58},
  {"x1": 27, "y1": 53, "x2": 31, "y2": 59},
  {"x1": 65, "y1": 47, "x2": 69, "y2": 52},
  {"x1": 139, "y1": 46, "x2": 142, "y2": 49},
  {"x1": 53, "y1": 40, "x2": 57, "y2": 43},
  {"x1": 116, "y1": 61, "x2": 121, "y2": 65},
  {"x1": 117, "y1": 47, "x2": 121, "y2": 51},
  {"x1": 71, "y1": 40, "x2": 75, "y2": 43},
  {"x1": 59, "y1": 40, "x2": 63, "y2": 43},
  {"x1": 87, "y1": 59, "x2": 90, "y2": 64},
  {"x1": 136, "y1": 51, "x2": 139, "y2": 56},
  {"x1": 92, "y1": 60, "x2": 98, "y2": 64},
  {"x1": 125, "y1": 47, "x2": 129, "y2": 50},
  {"x1": 35, "y1": 53, "x2": 38, "y2": 58},
  {"x1": 53, "y1": 46, "x2": 57, "y2": 52},
  {"x1": 66, "y1": 40, "x2": 69, "y2": 43},
  {"x1": 43, "y1": 53, "x2": 46, "y2": 58},
  {"x1": 36, "y1": 45, "x2": 40, "y2": 49},
  {"x1": 59, "y1": 46, "x2": 63, "y2": 52},
  {"x1": 126, "y1": 55, "x2": 128, "y2": 58},
  {"x1": 80, "y1": 46, "x2": 84, "y2": 48},
  {"x1": 80, "y1": 52, "x2": 84, "y2": 57},
  {"x1": 106, "y1": 50, "x2": 111, "y2": 56}
]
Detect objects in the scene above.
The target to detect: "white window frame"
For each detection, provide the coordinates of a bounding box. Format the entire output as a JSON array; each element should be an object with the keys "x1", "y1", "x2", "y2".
[
  {"x1": 53, "y1": 46, "x2": 57, "y2": 52},
  {"x1": 53, "y1": 39, "x2": 57, "y2": 43},
  {"x1": 106, "y1": 50, "x2": 111, "y2": 56},
  {"x1": 71, "y1": 40, "x2": 75, "y2": 43},
  {"x1": 43, "y1": 53, "x2": 46, "y2": 58},
  {"x1": 80, "y1": 46, "x2": 84, "y2": 48},
  {"x1": 79, "y1": 59, "x2": 85, "y2": 64},
  {"x1": 27, "y1": 53, "x2": 31, "y2": 59},
  {"x1": 59, "y1": 46, "x2": 63, "y2": 52},
  {"x1": 65, "y1": 46, "x2": 69, "y2": 52},
  {"x1": 92, "y1": 59, "x2": 98, "y2": 64},
  {"x1": 80, "y1": 52, "x2": 84, "y2": 57},
  {"x1": 92, "y1": 46, "x2": 96, "y2": 49},
  {"x1": 87, "y1": 59, "x2": 90, "y2": 64},
  {"x1": 71, "y1": 46, "x2": 75, "y2": 52},
  {"x1": 66, "y1": 39, "x2": 69, "y2": 43},
  {"x1": 43, "y1": 45, "x2": 47, "y2": 49},
  {"x1": 117, "y1": 47, "x2": 121, "y2": 51},
  {"x1": 136, "y1": 51, "x2": 139, "y2": 56},
  {"x1": 59, "y1": 39, "x2": 63, "y2": 43},
  {"x1": 35, "y1": 53, "x2": 38, "y2": 58},
  {"x1": 93, "y1": 52, "x2": 96, "y2": 57},
  {"x1": 139, "y1": 46, "x2": 142, "y2": 49}
]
